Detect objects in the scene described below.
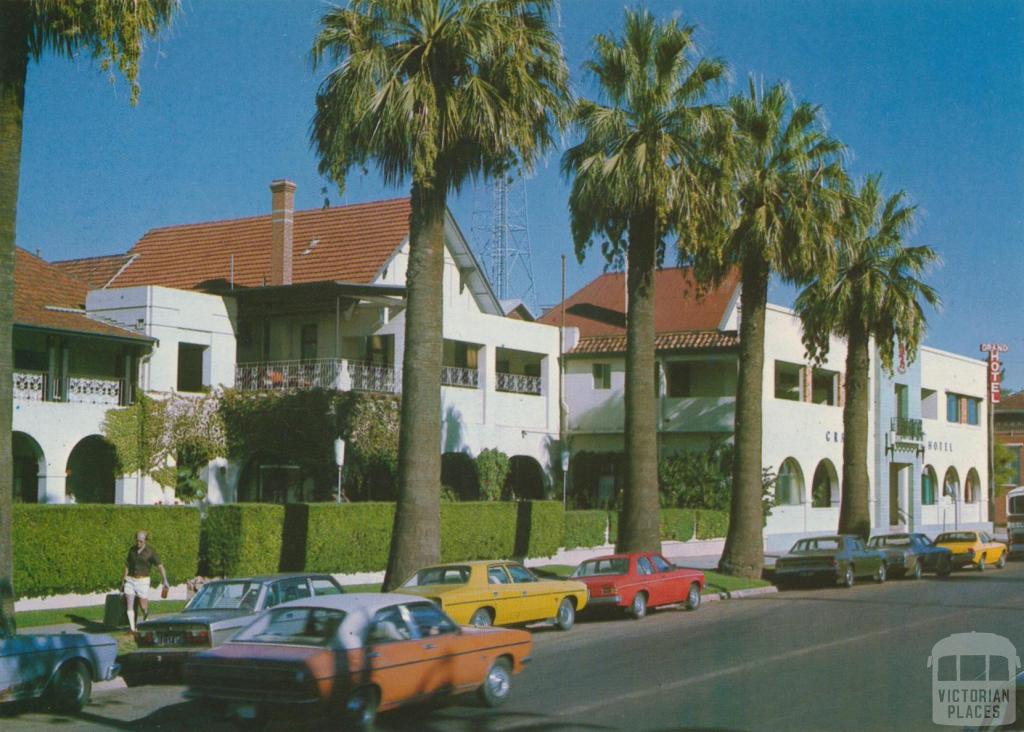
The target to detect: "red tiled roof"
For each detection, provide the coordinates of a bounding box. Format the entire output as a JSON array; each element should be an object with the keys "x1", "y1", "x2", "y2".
[
  {"x1": 570, "y1": 330, "x2": 739, "y2": 355},
  {"x1": 14, "y1": 248, "x2": 151, "y2": 341},
  {"x1": 52, "y1": 253, "x2": 133, "y2": 289},
  {"x1": 538, "y1": 267, "x2": 740, "y2": 337},
  {"x1": 997, "y1": 392, "x2": 1024, "y2": 411},
  {"x1": 108, "y1": 198, "x2": 412, "y2": 291}
]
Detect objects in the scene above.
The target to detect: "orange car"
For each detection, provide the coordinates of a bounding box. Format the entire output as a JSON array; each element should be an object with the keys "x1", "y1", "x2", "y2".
[
  {"x1": 184, "y1": 593, "x2": 531, "y2": 730},
  {"x1": 934, "y1": 530, "x2": 1008, "y2": 571}
]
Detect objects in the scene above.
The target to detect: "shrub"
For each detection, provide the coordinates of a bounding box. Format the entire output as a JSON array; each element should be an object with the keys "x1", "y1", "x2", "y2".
[
  {"x1": 301, "y1": 503, "x2": 395, "y2": 574},
  {"x1": 696, "y1": 509, "x2": 730, "y2": 539},
  {"x1": 564, "y1": 511, "x2": 608, "y2": 549},
  {"x1": 658, "y1": 444, "x2": 732, "y2": 510},
  {"x1": 441, "y1": 503, "x2": 517, "y2": 560},
  {"x1": 517, "y1": 501, "x2": 563, "y2": 558},
  {"x1": 660, "y1": 509, "x2": 696, "y2": 541},
  {"x1": 203, "y1": 504, "x2": 284, "y2": 577},
  {"x1": 13, "y1": 505, "x2": 200, "y2": 598},
  {"x1": 476, "y1": 449, "x2": 511, "y2": 501}
]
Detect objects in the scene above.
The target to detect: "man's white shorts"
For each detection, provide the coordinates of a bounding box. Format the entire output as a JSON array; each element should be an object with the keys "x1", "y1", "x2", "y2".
[{"x1": 124, "y1": 575, "x2": 151, "y2": 599}]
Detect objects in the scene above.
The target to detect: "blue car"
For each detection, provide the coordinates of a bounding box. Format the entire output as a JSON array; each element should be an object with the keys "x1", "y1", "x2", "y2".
[
  {"x1": 868, "y1": 533, "x2": 953, "y2": 579},
  {"x1": 1, "y1": 600, "x2": 120, "y2": 712}
]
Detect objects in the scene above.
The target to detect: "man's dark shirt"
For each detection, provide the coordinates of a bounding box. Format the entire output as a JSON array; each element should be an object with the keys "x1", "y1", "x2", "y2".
[{"x1": 126, "y1": 545, "x2": 161, "y2": 577}]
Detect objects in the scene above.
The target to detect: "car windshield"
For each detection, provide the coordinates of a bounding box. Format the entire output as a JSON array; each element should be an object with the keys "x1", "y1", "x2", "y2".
[
  {"x1": 572, "y1": 558, "x2": 629, "y2": 577},
  {"x1": 936, "y1": 532, "x2": 977, "y2": 543},
  {"x1": 233, "y1": 607, "x2": 345, "y2": 646},
  {"x1": 401, "y1": 566, "x2": 471, "y2": 587},
  {"x1": 869, "y1": 536, "x2": 911, "y2": 548},
  {"x1": 791, "y1": 538, "x2": 839, "y2": 552},
  {"x1": 187, "y1": 581, "x2": 262, "y2": 611}
]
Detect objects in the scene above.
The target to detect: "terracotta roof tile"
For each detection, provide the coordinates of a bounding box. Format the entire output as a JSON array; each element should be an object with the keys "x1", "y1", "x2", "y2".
[
  {"x1": 538, "y1": 267, "x2": 739, "y2": 337},
  {"x1": 14, "y1": 248, "x2": 151, "y2": 341},
  {"x1": 108, "y1": 198, "x2": 412, "y2": 291},
  {"x1": 52, "y1": 253, "x2": 134, "y2": 289},
  {"x1": 570, "y1": 330, "x2": 739, "y2": 355}
]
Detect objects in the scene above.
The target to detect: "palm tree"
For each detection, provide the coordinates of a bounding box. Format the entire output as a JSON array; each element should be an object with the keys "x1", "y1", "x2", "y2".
[
  {"x1": 697, "y1": 80, "x2": 846, "y2": 579},
  {"x1": 311, "y1": 0, "x2": 568, "y2": 589},
  {"x1": 795, "y1": 175, "x2": 939, "y2": 539},
  {"x1": 561, "y1": 9, "x2": 726, "y2": 553},
  {"x1": 0, "y1": 0, "x2": 178, "y2": 619}
]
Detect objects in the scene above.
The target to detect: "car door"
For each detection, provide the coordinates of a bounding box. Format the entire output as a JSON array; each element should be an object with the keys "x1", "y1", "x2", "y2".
[
  {"x1": 404, "y1": 601, "x2": 462, "y2": 694},
  {"x1": 486, "y1": 565, "x2": 519, "y2": 624},
  {"x1": 979, "y1": 532, "x2": 997, "y2": 562},
  {"x1": 365, "y1": 604, "x2": 432, "y2": 708},
  {"x1": 505, "y1": 564, "x2": 547, "y2": 622},
  {"x1": 635, "y1": 556, "x2": 660, "y2": 605},
  {"x1": 649, "y1": 553, "x2": 681, "y2": 605}
]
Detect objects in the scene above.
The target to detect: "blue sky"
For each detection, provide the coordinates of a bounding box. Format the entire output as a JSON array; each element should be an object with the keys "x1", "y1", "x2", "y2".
[{"x1": 15, "y1": 0, "x2": 1024, "y2": 388}]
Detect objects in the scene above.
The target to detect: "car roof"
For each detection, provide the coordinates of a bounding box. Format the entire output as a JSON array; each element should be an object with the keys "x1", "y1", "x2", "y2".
[
  {"x1": 581, "y1": 553, "x2": 641, "y2": 562},
  {"x1": 205, "y1": 573, "x2": 337, "y2": 584},
  {"x1": 275, "y1": 592, "x2": 427, "y2": 614}
]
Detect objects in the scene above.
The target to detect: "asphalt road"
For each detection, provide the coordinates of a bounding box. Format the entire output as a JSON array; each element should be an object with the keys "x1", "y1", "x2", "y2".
[{"x1": 5, "y1": 563, "x2": 1024, "y2": 731}]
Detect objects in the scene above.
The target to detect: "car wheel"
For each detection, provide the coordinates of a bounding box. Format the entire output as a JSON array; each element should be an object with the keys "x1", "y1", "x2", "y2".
[
  {"x1": 470, "y1": 607, "x2": 494, "y2": 627},
  {"x1": 841, "y1": 565, "x2": 855, "y2": 588},
  {"x1": 997, "y1": 552, "x2": 1007, "y2": 569},
  {"x1": 478, "y1": 658, "x2": 513, "y2": 708},
  {"x1": 47, "y1": 661, "x2": 91, "y2": 713},
  {"x1": 875, "y1": 562, "x2": 887, "y2": 583},
  {"x1": 685, "y1": 583, "x2": 701, "y2": 611},
  {"x1": 978, "y1": 555, "x2": 987, "y2": 572},
  {"x1": 910, "y1": 560, "x2": 923, "y2": 580},
  {"x1": 629, "y1": 592, "x2": 648, "y2": 620},
  {"x1": 554, "y1": 598, "x2": 575, "y2": 631},
  {"x1": 344, "y1": 686, "x2": 379, "y2": 732}
]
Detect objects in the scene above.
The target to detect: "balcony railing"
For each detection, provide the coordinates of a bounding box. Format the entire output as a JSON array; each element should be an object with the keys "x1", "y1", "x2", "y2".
[
  {"x1": 14, "y1": 371, "x2": 128, "y2": 406},
  {"x1": 441, "y1": 365, "x2": 479, "y2": 389},
  {"x1": 496, "y1": 371, "x2": 542, "y2": 396},
  {"x1": 234, "y1": 358, "x2": 402, "y2": 395},
  {"x1": 892, "y1": 416, "x2": 924, "y2": 441},
  {"x1": 348, "y1": 360, "x2": 401, "y2": 394}
]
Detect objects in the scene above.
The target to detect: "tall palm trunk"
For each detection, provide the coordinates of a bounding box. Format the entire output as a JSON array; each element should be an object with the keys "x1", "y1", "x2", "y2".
[
  {"x1": 383, "y1": 178, "x2": 446, "y2": 590},
  {"x1": 718, "y1": 256, "x2": 768, "y2": 578},
  {"x1": 618, "y1": 212, "x2": 660, "y2": 552},
  {"x1": 0, "y1": 1, "x2": 30, "y2": 618},
  {"x1": 838, "y1": 319, "x2": 871, "y2": 539}
]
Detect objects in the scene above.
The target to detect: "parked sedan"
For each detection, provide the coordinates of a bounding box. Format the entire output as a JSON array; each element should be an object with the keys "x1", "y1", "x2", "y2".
[
  {"x1": 867, "y1": 533, "x2": 953, "y2": 579},
  {"x1": 571, "y1": 553, "x2": 704, "y2": 619},
  {"x1": 119, "y1": 572, "x2": 344, "y2": 685},
  {"x1": 1, "y1": 605, "x2": 119, "y2": 712},
  {"x1": 397, "y1": 561, "x2": 588, "y2": 630},
  {"x1": 774, "y1": 535, "x2": 887, "y2": 588},
  {"x1": 934, "y1": 530, "x2": 1008, "y2": 571},
  {"x1": 185, "y1": 593, "x2": 532, "y2": 730}
]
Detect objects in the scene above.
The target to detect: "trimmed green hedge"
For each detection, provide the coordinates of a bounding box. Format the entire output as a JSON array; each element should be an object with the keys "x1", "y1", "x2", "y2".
[
  {"x1": 13, "y1": 505, "x2": 200, "y2": 599},
  {"x1": 440, "y1": 503, "x2": 517, "y2": 562},
  {"x1": 564, "y1": 511, "x2": 608, "y2": 549},
  {"x1": 203, "y1": 504, "x2": 284, "y2": 577},
  {"x1": 660, "y1": 509, "x2": 696, "y2": 541},
  {"x1": 301, "y1": 502, "x2": 395, "y2": 574},
  {"x1": 518, "y1": 501, "x2": 563, "y2": 558},
  {"x1": 696, "y1": 509, "x2": 729, "y2": 539}
]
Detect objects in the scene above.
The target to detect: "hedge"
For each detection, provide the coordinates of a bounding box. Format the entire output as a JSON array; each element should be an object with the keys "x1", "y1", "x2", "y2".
[
  {"x1": 300, "y1": 502, "x2": 395, "y2": 574},
  {"x1": 564, "y1": 510, "x2": 608, "y2": 549},
  {"x1": 660, "y1": 509, "x2": 696, "y2": 541},
  {"x1": 518, "y1": 501, "x2": 563, "y2": 558},
  {"x1": 696, "y1": 509, "x2": 729, "y2": 540},
  {"x1": 203, "y1": 504, "x2": 284, "y2": 577},
  {"x1": 13, "y1": 505, "x2": 200, "y2": 599}
]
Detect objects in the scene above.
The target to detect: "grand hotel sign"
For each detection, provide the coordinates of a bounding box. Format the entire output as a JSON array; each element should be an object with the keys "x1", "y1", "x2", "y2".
[{"x1": 980, "y1": 343, "x2": 1008, "y2": 404}]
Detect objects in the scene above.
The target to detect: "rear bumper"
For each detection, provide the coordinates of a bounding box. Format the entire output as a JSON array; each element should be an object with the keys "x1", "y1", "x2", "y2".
[
  {"x1": 948, "y1": 553, "x2": 977, "y2": 569},
  {"x1": 119, "y1": 649, "x2": 195, "y2": 683},
  {"x1": 585, "y1": 595, "x2": 623, "y2": 607}
]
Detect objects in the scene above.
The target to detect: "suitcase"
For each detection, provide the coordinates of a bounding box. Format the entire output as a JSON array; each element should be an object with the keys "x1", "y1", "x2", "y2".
[{"x1": 103, "y1": 593, "x2": 129, "y2": 628}]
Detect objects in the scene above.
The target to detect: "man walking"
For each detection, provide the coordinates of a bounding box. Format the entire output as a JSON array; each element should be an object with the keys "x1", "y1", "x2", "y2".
[{"x1": 123, "y1": 531, "x2": 169, "y2": 632}]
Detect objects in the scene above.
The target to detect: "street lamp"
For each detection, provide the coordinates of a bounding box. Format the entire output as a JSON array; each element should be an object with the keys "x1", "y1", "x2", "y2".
[
  {"x1": 334, "y1": 438, "x2": 346, "y2": 503},
  {"x1": 561, "y1": 448, "x2": 570, "y2": 508}
]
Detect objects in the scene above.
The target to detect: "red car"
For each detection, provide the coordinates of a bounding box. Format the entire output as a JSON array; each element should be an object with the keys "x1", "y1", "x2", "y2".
[{"x1": 571, "y1": 552, "x2": 705, "y2": 619}]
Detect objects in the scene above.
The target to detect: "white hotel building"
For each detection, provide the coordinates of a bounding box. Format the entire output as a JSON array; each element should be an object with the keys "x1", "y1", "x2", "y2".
[{"x1": 12, "y1": 180, "x2": 990, "y2": 549}]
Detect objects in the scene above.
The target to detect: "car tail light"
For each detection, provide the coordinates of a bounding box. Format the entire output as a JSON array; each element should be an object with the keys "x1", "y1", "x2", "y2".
[
  {"x1": 185, "y1": 627, "x2": 211, "y2": 647},
  {"x1": 600, "y1": 584, "x2": 615, "y2": 596},
  {"x1": 136, "y1": 630, "x2": 156, "y2": 647}
]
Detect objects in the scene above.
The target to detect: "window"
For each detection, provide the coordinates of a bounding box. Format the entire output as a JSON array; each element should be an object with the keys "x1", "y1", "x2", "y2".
[
  {"x1": 234, "y1": 607, "x2": 344, "y2": 646},
  {"x1": 650, "y1": 555, "x2": 672, "y2": 572},
  {"x1": 507, "y1": 565, "x2": 537, "y2": 583},
  {"x1": 592, "y1": 363, "x2": 611, "y2": 390},
  {"x1": 776, "y1": 458, "x2": 804, "y2": 505},
  {"x1": 775, "y1": 362, "x2": 802, "y2": 401},
  {"x1": 637, "y1": 557, "x2": 654, "y2": 575},
  {"x1": 311, "y1": 578, "x2": 342, "y2": 596},
  {"x1": 946, "y1": 393, "x2": 982, "y2": 425},
  {"x1": 177, "y1": 343, "x2": 208, "y2": 392},
  {"x1": 488, "y1": 566, "x2": 511, "y2": 584},
  {"x1": 268, "y1": 577, "x2": 311, "y2": 607},
  {"x1": 407, "y1": 602, "x2": 458, "y2": 637},
  {"x1": 947, "y1": 393, "x2": 959, "y2": 423},
  {"x1": 967, "y1": 398, "x2": 979, "y2": 426},
  {"x1": 921, "y1": 389, "x2": 938, "y2": 420},
  {"x1": 812, "y1": 460, "x2": 838, "y2": 508},
  {"x1": 301, "y1": 324, "x2": 318, "y2": 360},
  {"x1": 368, "y1": 606, "x2": 413, "y2": 643},
  {"x1": 943, "y1": 467, "x2": 960, "y2": 501},
  {"x1": 365, "y1": 335, "x2": 391, "y2": 364},
  {"x1": 666, "y1": 362, "x2": 692, "y2": 398},
  {"x1": 811, "y1": 368, "x2": 838, "y2": 405},
  {"x1": 965, "y1": 470, "x2": 980, "y2": 504},
  {"x1": 921, "y1": 465, "x2": 937, "y2": 505},
  {"x1": 895, "y1": 384, "x2": 909, "y2": 421}
]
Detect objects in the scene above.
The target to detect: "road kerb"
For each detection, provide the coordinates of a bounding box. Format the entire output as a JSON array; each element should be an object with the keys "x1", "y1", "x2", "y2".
[{"x1": 704, "y1": 585, "x2": 778, "y2": 603}]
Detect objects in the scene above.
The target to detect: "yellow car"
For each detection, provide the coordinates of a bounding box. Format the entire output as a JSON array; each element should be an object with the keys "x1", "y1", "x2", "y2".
[
  {"x1": 397, "y1": 561, "x2": 588, "y2": 630},
  {"x1": 934, "y1": 530, "x2": 1008, "y2": 571}
]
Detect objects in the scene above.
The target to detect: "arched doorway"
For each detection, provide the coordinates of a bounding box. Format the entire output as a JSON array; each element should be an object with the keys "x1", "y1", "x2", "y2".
[
  {"x1": 943, "y1": 467, "x2": 960, "y2": 502},
  {"x1": 921, "y1": 465, "x2": 938, "y2": 505},
  {"x1": 66, "y1": 436, "x2": 117, "y2": 503},
  {"x1": 965, "y1": 468, "x2": 981, "y2": 504},
  {"x1": 811, "y1": 459, "x2": 839, "y2": 508},
  {"x1": 776, "y1": 458, "x2": 804, "y2": 506},
  {"x1": 236, "y1": 454, "x2": 305, "y2": 503},
  {"x1": 12, "y1": 432, "x2": 44, "y2": 503},
  {"x1": 441, "y1": 452, "x2": 478, "y2": 500},
  {"x1": 507, "y1": 456, "x2": 545, "y2": 500}
]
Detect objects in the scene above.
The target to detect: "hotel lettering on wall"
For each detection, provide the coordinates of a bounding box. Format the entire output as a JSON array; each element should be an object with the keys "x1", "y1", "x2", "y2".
[{"x1": 980, "y1": 343, "x2": 1008, "y2": 404}]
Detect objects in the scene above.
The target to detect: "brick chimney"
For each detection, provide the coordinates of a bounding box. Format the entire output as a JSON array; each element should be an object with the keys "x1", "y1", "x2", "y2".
[{"x1": 270, "y1": 179, "x2": 296, "y2": 286}]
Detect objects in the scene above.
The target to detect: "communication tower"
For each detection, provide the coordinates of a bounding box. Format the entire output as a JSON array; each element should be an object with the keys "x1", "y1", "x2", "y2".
[{"x1": 472, "y1": 173, "x2": 538, "y2": 314}]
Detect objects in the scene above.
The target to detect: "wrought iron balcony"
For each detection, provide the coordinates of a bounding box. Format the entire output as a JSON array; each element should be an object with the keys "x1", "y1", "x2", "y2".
[
  {"x1": 441, "y1": 365, "x2": 479, "y2": 389},
  {"x1": 496, "y1": 371, "x2": 542, "y2": 396},
  {"x1": 892, "y1": 416, "x2": 924, "y2": 441},
  {"x1": 13, "y1": 371, "x2": 129, "y2": 406},
  {"x1": 234, "y1": 358, "x2": 402, "y2": 395}
]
